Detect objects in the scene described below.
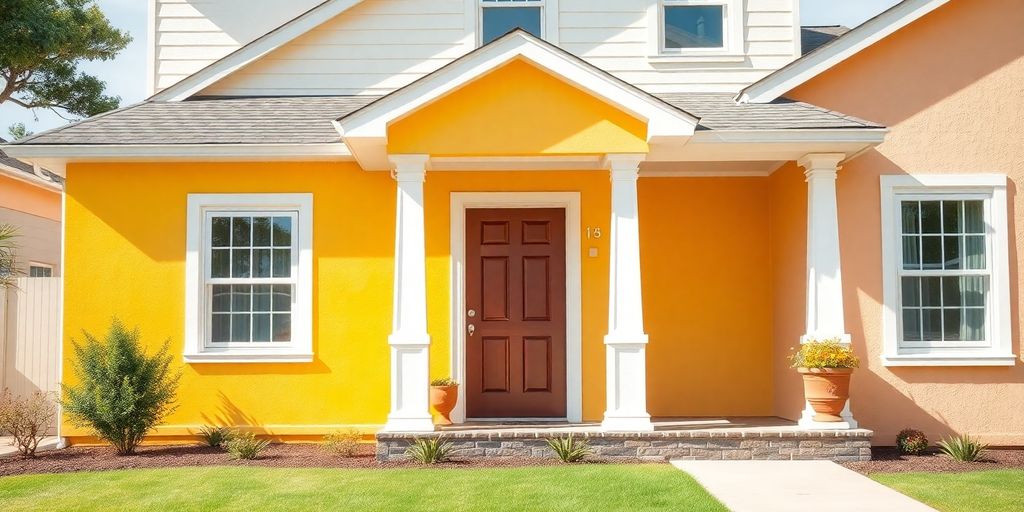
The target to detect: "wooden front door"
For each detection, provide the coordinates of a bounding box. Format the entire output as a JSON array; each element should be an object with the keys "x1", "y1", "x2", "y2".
[{"x1": 465, "y1": 208, "x2": 567, "y2": 418}]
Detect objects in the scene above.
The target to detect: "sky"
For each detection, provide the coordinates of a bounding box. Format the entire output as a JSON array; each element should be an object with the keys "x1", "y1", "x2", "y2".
[{"x1": 0, "y1": 0, "x2": 903, "y2": 137}]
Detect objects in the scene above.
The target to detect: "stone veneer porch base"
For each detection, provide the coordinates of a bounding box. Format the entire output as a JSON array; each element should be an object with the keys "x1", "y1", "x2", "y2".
[{"x1": 375, "y1": 419, "x2": 873, "y2": 463}]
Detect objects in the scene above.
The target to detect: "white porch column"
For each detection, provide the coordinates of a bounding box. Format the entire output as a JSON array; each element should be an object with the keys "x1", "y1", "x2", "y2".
[
  {"x1": 797, "y1": 153, "x2": 857, "y2": 429},
  {"x1": 383, "y1": 154, "x2": 434, "y2": 433},
  {"x1": 601, "y1": 154, "x2": 654, "y2": 432}
]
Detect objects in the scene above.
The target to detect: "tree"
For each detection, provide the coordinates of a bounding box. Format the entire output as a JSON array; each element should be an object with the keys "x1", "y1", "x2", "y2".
[
  {"x1": 0, "y1": 0, "x2": 131, "y2": 120},
  {"x1": 0, "y1": 224, "x2": 18, "y2": 286},
  {"x1": 8, "y1": 122, "x2": 32, "y2": 140}
]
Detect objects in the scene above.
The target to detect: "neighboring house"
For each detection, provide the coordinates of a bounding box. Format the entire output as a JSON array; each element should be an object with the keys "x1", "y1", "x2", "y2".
[
  {"x1": 0, "y1": 138, "x2": 62, "y2": 277},
  {"x1": 1, "y1": 0, "x2": 1019, "y2": 448}
]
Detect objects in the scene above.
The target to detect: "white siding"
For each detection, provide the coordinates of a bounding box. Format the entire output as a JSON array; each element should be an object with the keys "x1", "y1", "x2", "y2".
[
  {"x1": 160, "y1": 0, "x2": 800, "y2": 96},
  {"x1": 1, "y1": 278, "x2": 61, "y2": 403}
]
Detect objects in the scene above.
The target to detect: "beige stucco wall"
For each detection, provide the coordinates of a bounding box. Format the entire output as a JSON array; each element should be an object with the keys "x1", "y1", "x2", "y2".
[{"x1": 785, "y1": 0, "x2": 1024, "y2": 444}]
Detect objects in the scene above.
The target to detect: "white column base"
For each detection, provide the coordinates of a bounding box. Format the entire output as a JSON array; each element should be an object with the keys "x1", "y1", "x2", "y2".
[
  {"x1": 383, "y1": 336, "x2": 434, "y2": 434},
  {"x1": 601, "y1": 336, "x2": 654, "y2": 433},
  {"x1": 798, "y1": 400, "x2": 858, "y2": 430}
]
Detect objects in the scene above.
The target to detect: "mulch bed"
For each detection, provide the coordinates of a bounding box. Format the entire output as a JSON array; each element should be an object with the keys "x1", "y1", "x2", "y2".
[
  {"x1": 0, "y1": 443, "x2": 641, "y2": 477},
  {"x1": 843, "y1": 447, "x2": 1024, "y2": 474}
]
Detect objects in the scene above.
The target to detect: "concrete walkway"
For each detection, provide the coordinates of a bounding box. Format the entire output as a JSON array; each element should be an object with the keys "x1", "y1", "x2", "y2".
[
  {"x1": 673, "y1": 460, "x2": 936, "y2": 512},
  {"x1": 0, "y1": 436, "x2": 60, "y2": 458}
]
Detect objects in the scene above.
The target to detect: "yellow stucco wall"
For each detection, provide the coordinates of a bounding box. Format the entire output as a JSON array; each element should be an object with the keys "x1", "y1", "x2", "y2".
[{"x1": 785, "y1": 0, "x2": 1024, "y2": 444}]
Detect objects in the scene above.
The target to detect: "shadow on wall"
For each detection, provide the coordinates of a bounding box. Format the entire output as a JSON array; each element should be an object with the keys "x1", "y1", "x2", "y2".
[
  {"x1": 186, "y1": 0, "x2": 323, "y2": 47},
  {"x1": 200, "y1": 391, "x2": 258, "y2": 429}
]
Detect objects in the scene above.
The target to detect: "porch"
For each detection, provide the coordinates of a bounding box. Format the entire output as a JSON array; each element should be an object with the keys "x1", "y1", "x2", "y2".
[{"x1": 376, "y1": 417, "x2": 873, "y2": 463}]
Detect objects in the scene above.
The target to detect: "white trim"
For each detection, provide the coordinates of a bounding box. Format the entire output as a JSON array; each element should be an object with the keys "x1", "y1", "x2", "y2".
[
  {"x1": 739, "y1": 0, "x2": 950, "y2": 103},
  {"x1": 880, "y1": 174, "x2": 1015, "y2": 367},
  {"x1": 151, "y1": 0, "x2": 368, "y2": 101},
  {"x1": 146, "y1": 0, "x2": 157, "y2": 96},
  {"x1": 472, "y1": 0, "x2": 560, "y2": 46},
  {"x1": 449, "y1": 192, "x2": 583, "y2": 424},
  {"x1": 0, "y1": 162, "x2": 61, "y2": 192},
  {"x1": 2, "y1": 143, "x2": 351, "y2": 161},
  {"x1": 337, "y1": 31, "x2": 697, "y2": 171},
  {"x1": 56, "y1": 186, "x2": 67, "y2": 448},
  {"x1": 184, "y1": 194, "x2": 314, "y2": 363},
  {"x1": 652, "y1": 0, "x2": 744, "y2": 59}
]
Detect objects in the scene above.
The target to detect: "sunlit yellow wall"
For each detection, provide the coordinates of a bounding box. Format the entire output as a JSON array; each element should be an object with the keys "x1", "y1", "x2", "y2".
[
  {"x1": 63, "y1": 162, "x2": 397, "y2": 441},
  {"x1": 387, "y1": 59, "x2": 649, "y2": 156}
]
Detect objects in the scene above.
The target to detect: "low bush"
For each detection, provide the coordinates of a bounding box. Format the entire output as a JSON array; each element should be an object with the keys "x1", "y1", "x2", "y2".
[
  {"x1": 938, "y1": 434, "x2": 987, "y2": 462},
  {"x1": 198, "y1": 426, "x2": 234, "y2": 448},
  {"x1": 0, "y1": 389, "x2": 56, "y2": 457},
  {"x1": 322, "y1": 429, "x2": 362, "y2": 457},
  {"x1": 226, "y1": 431, "x2": 271, "y2": 460},
  {"x1": 61, "y1": 319, "x2": 180, "y2": 455},
  {"x1": 896, "y1": 429, "x2": 929, "y2": 455},
  {"x1": 430, "y1": 378, "x2": 458, "y2": 387},
  {"x1": 546, "y1": 434, "x2": 592, "y2": 463},
  {"x1": 405, "y1": 437, "x2": 453, "y2": 464},
  {"x1": 789, "y1": 338, "x2": 860, "y2": 369}
]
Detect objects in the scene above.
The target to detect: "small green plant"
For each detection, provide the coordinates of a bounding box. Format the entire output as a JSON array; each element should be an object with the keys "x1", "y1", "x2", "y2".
[
  {"x1": 405, "y1": 437, "x2": 453, "y2": 464},
  {"x1": 226, "y1": 431, "x2": 271, "y2": 460},
  {"x1": 937, "y1": 434, "x2": 987, "y2": 462},
  {"x1": 896, "y1": 429, "x2": 929, "y2": 455},
  {"x1": 198, "y1": 426, "x2": 234, "y2": 448},
  {"x1": 323, "y1": 429, "x2": 362, "y2": 457},
  {"x1": 61, "y1": 319, "x2": 180, "y2": 455},
  {"x1": 430, "y1": 378, "x2": 459, "y2": 387},
  {"x1": 546, "y1": 434, "x2": 592, "y2": 463},
  {"x1": 789, "y1": 338, "x2": 860, "y2": 369},
  {"x1": 0, "y1": 389, "x2": 56, "y2": 457}
]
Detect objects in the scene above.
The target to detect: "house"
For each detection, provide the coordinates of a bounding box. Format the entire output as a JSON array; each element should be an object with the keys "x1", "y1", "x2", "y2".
[
  {"x1": 2, "y1": 0, "x2": 1020, "y2": 453},
  {"x1": 0, "y1": 138, "x2": 62, "y2": 277}
]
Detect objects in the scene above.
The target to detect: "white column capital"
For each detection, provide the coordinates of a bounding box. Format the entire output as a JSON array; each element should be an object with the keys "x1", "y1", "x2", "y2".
[
  {"x1": 389, "y1": 154, "x2": 430, "y2": 181},
  {"x1": 798, "y1": 153, "x2": 845, "y2": 177},
  {"x1": 603, "y1": 153, "x2": 646, "y2": 177}
]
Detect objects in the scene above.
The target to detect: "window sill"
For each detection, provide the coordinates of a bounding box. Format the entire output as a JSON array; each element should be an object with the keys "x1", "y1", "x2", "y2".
[
  {"x1": 184, "y1": 351, "x2": 314, "y2": 364},
  {"x1": 883, "y1": 352, "x2": 1017, "y2": 367},
  {"x1": 648, "y1": 54, "x2": 746, "y2": 65}
]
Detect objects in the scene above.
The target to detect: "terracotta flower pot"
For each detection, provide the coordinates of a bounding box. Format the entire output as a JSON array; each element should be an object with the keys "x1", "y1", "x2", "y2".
[
  {"x1": 797, "y1": 368, "x2": 853, "y2": 422},
  {"x1": 429, "y1": 385, "x2": 459, "y2": 425}
]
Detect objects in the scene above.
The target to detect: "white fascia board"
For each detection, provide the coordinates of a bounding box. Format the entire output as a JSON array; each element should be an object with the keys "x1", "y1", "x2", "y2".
[
  {"x1": 2, "y1": 143, "x2": 351, "y2": 160},
  {"x1": 337, "y1": 32, "x2": 698, "y2": 146},
  {"x1": 0, "y1": 163, "x2": 62, "y2": 192},
  {"x1": 738, "y1": 0, "x2": 950, "y2": 103},
  {"x1": 150, "y1": 0, "x2": 366, "y2": 102},
  {"x1": 689, "y1": 128, "x2": 888, "y2": 144}
]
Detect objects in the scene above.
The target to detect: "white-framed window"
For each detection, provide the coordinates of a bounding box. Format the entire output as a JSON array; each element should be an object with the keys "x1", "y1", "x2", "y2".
[
  {"x1": 651, "y1": 0, "x2": 743, "y2": 57},
  {"x1": 28, "y1": 263, "x2": 54, "y2": 278},
  {"x1": 185, "y1": 194, "x2": 313, "y2": 363},
  {"x1": 475, "y1": 0, "x2": 558, "y2": 46},
  {"x1": 881, "y1": 175, "x2": 1015, "y2": 366}
]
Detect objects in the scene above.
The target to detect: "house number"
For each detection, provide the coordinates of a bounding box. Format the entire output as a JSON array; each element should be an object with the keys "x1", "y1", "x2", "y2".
[{"x1": 586, "y1": 227, "x2": 603, "y2": 239}]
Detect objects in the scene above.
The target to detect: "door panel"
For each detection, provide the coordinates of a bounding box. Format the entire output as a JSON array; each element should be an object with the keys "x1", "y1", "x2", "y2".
[{"x1": 465, "y1": 208, "x2": 567, "y2": 418}]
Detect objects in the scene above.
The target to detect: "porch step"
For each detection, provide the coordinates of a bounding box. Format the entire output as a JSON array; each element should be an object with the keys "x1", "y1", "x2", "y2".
[{"x1": 375, "y1": 425, "x2": 873, "y2": 463}]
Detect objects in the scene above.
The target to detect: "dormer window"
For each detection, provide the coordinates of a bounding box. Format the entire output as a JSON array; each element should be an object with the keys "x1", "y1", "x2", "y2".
[
  {"x1": 657, "y1": 0, "x2": 741, "y2": 56},
  {"x1": 479, "y1": 0, "x2": 544, "y2": 45}
]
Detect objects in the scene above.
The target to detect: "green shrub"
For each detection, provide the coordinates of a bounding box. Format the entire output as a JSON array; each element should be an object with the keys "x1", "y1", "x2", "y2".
[
  {"x1": 198, "y1": 426, "x2": 234, "y2": 448},
  {"x1": 0, "y1": 389, "x2": 56, "y2": 457},
  {"x1": 937, "y1": 434, "x2": 987, "y2": 462},
  {"x1": 789, "y1": 338, "x2": 860, "y2": 369},
  {"x1": 226, "y1": 431, "x2": 271, "y2": 460},
  {"x1": 322, "y1": 429, "x2": 362, "y2": 456},
  {"x1": 896, "y1": 429, "x2": 929, "y2": 455},
  {"x1": 405, "y1": 437, "x2": 453, "y2": 464},
  {"x1": 61, "y1": 319, "x2": 180, "y2": 455},
  {"x1": 430, "y1": 378, "x2": 458, "y2": 387},
  {"x1": 546, "y1": 434, "x2": 592, "y2": 463}
]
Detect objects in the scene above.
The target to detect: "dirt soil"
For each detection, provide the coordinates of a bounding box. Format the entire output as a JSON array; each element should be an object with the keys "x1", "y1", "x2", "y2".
[
  {"x1": 843, "y1": 447, "x2": 1024, "y2": 474},
  {"x1": 0, "y1": 443, "x2": 639, "y2": 477}
]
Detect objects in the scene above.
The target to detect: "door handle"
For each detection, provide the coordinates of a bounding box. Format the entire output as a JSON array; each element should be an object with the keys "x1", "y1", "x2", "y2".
[{"x1": 467, "y1": 324, "x2": 476, "y2": 337}]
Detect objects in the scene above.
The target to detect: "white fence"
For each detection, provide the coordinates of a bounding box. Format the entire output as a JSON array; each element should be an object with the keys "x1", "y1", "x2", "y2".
[{"x1": 0, "y1": 277, "x2": 61, "y2": 399}]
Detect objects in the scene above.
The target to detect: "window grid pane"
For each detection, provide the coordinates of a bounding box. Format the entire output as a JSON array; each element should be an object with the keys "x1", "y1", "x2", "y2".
[{"x1": 898, "y1": 199, "x2": 989, "y2": 345}]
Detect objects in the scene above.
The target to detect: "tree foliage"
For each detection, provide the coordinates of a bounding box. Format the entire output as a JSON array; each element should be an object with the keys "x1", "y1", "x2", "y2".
[
  {"x1": 62, "y1": 319, "x2": 180, "y2": 455},
  {"x1": 0, "y1": 0, "x2": 131, "y2": 119},
  {"x1": 0, "y1": 224, "x2": 18, "y2": 286}
]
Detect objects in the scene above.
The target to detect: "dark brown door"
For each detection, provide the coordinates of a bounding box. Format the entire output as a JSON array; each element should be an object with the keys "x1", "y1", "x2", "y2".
[{"x1": 465, "y1": 208, "x2": 567, "y2": 418}]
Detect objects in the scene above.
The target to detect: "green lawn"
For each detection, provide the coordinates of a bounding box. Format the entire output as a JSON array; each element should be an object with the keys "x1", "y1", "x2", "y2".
[
  {"x1": 0, "y1": 464, "x2": 725, "y2": 512},
  {"x1": 873, "y1": 470, "x2": 1024, "y2": 512}
]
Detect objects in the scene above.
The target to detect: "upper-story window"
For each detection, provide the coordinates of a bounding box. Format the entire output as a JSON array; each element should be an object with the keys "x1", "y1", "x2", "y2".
[
  {"x1": 479, "y1": 0, "x2": 548, "y2": 45},
  {"x1": 657, "y1": 0, "x2": 742, "y2": 56}
]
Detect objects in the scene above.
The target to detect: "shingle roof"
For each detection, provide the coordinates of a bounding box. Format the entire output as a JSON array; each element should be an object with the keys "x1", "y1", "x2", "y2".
[
  {"x1": 801, "y1": 26, "x2": 852, "y2": 55},
  {"x1": 11, "y1": 93, "x2": 881, "y2": 147},
  {"x1": 0, "y1": 137, "x2": 63, "y2": 185}
]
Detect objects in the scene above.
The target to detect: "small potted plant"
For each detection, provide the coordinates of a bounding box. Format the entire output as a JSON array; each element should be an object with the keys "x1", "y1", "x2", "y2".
[
  {"x1": 789, "y1": 338, "x2": 860, "y2": 422},
  {"x1": 429, "y1": 378, "x2": 459, "y2": 425}
]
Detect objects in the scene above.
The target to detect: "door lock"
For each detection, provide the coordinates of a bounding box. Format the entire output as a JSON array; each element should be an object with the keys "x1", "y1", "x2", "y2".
[
  {"x1": 467, "y1": 324, "x2": 476, "y2": 337},
  {"x1": 467, "y1": 309, "x2": 477, "y2": 318}
]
